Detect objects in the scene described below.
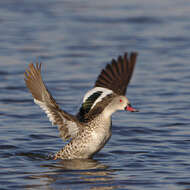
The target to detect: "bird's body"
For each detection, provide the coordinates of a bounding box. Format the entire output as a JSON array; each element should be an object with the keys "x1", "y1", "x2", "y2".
[
  {"x1": 24, "y1": 52, "x2": 138, "y2": 160},
  {"x1": 55, "y1": 113, "x2": 112, "y2": 159}
]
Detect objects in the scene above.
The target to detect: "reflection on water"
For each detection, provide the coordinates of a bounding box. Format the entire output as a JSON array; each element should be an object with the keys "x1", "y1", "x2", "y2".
[
  {"x1": 52, "y1": 159, "x2": 108, "y2": 170},
  {"x1": 26, "y1": 159, "x2": 119, "y2": 189}
]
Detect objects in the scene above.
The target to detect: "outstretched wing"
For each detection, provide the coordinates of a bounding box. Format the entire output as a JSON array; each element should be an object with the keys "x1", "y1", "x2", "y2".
[
  {"x1": 95, "y1": 52, "x2": 138, "y2": 95},
  {"x1": 24, "y1": 63, "x2": 81, "y2": 141},
  {"x1": 77, "y1": 52, "x2": 138, "y2": 122}
]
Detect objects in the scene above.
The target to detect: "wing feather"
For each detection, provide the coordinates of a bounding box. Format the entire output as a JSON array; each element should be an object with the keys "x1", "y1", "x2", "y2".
[
  {"x1": 94, "y1": 52, "x2": 138, "y2": 95},
  {"x1": 24, "y1": 63, "x2": 81, "y2": 141}
]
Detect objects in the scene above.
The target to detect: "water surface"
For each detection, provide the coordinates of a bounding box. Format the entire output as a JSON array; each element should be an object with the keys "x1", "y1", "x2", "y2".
[{"x1": 0, "y1": 0, "x2": 190, "y2": 189}]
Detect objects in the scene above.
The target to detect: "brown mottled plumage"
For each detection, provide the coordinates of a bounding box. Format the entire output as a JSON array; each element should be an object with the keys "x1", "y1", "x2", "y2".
[{"x1": 24, "y1": 52, "x2": 138, "y2": 160}]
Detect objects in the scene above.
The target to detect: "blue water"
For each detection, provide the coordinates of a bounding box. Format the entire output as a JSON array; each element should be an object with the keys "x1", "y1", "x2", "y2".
[{"x1": 0, "y1": 0, "x2": 190, "y2": 189}]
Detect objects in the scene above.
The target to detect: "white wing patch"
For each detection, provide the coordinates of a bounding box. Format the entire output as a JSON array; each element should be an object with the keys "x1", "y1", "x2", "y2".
[
  {"x1": 34, "y1": 99, "x2": 55, "y2": 124},
  {"x1": 34, "y1": 98, "x2": 79, "y2": 139},
  {"x1": 83, "y1": 87, "x2": 113, "y2": 110}
]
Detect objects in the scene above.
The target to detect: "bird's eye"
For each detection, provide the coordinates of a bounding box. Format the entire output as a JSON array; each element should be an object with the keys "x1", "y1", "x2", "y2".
[{"x1": 119, "y1": 99, "x2": 122, "y2": 103}]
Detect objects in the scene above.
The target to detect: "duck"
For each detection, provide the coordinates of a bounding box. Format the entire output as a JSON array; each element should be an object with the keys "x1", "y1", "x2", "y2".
[{"x1": 24, "y1": 52, "x2": 138, "y2": 160}]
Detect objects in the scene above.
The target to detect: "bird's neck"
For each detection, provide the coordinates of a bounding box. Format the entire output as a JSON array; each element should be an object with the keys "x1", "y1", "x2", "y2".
[{"x1": 102, "y1": 105, "x2": 116, "y2": 119}]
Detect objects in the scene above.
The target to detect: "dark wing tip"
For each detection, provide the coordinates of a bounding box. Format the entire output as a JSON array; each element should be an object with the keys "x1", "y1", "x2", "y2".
[
  {"x1": 94, "y1": 52, "x2": 138, "y2": 95},
  {"x1": 129, "y1": 52, "x2": 138, "y2": 64}
]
